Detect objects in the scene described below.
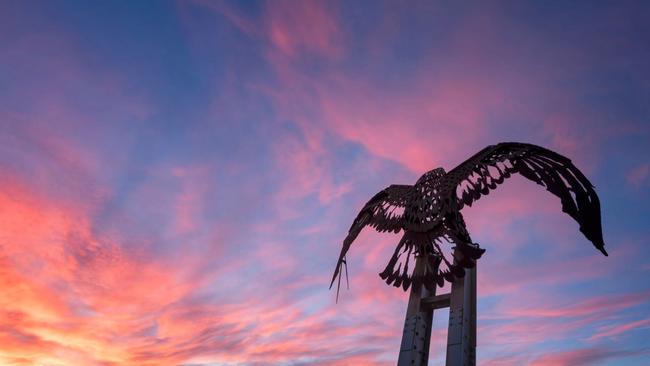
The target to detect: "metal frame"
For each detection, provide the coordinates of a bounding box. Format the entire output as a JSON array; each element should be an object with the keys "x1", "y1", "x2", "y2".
[
  {"x1": 445, "y1": 263, "x2": 476, "y2": 366},
  {"x1": 397, "y1": 257, "x2": 435, "y2": 365},
  {"x1": 398, "y1": 250, "x2": 476, "y2": 366}
]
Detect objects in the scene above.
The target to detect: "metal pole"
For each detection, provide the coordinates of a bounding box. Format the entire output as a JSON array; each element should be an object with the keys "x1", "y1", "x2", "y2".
[
  {"x1": 445, "y1": 249, "x2": 477, "y2": 366},
  {"x1": 397, "y1": 256, "x2": 435, "y2": 366}
]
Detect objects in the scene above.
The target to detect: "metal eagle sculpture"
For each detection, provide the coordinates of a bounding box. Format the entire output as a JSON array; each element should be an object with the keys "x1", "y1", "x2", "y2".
[{"x1": 330, "y1": 142, "x2": 607, "y2": 297}]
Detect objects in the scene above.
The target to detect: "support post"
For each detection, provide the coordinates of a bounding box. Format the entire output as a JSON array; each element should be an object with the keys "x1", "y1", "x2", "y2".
[
  {"x1": 396, "y1": 249, "x2": 477, "y2": 366},
  {"x1": 397, "y1": 256, "x2": 435, "y2": 366},
  {"x1": 445, "y1": 249, "x2": 477, "y2": 366}
]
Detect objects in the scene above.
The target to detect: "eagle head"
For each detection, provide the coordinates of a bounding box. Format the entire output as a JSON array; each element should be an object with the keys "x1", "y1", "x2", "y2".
[{"x1": 416, "y1": 167, "x2": 446, "y2": 185}]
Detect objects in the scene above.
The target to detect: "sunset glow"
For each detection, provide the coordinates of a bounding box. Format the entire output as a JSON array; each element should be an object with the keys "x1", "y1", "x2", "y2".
[{"x1": 1, "y1": 1, "x2": 649, "y2": 365}]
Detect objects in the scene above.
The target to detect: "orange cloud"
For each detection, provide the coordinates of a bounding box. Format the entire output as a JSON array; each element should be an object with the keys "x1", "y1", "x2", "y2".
[
  {"x1": 0, "y1": 175, "x2": 411, "y2": 365},
  {"x1": 0, "y1": 178, "x2": 200, "y2": 365}
]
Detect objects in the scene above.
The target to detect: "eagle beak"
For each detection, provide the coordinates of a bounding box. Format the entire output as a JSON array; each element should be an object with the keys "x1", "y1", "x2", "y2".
[{"x1": 599, "y1": 247, "x2": 608, "y2": 256}]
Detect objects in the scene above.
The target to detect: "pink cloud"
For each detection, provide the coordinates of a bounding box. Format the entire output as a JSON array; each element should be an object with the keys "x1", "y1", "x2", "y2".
[
  {"x1": 265, "y1": 0, "x2": 343, "y2": 59},
  {"x1": 189, "y1": 0, "x2": 258, "y2": 37},
  {"x1": 528, "y1": 347, "x2": 643, "y2": 366},
  {"x1": 502, "y1": 291, "x2": 650, "y2": 319},
  {"x1": 252, "y1": 1, "x2": 626, "y2": 187},
  {"x1": 3, "y1": 2, "x2": 642, "y2": 365},
  {"x1": 589, "y1": 318, "x2": 650, "y2": 341},
  {"x1": 0, "y1": 180, "x2": 191, "y2": 364},
  {"x1": 316, "y1": 75, "x2": 501, "y2": 173},
  {"x1": 478, "y1": 251, "x2": 610, "y2": 297},
  {"x1": 482, "y1": 354, "x2": 531, "y2": 366},
  {"x1": 194, "y1": 0, "x2": 343, "y2": 60},
  {"x1": 0, "y1": 169, "x2": 300, "y2": 365},
  {"x1": 253, "y1": 120, "x2": 356, "y2": 226},
  {"x1": 169, "y1": 165, "x2": 211, "y2": 236},
  {"x1": 627, "y1": 163, "x2": 649, "y2": 187},
  {"x1": 1, "y1": 30, "x2": 154, "y2": 209},
  {"x1": 0, "y1": 177, "x2": 345, "y2": 365},
  {"x1": 479, "y1": 313, "x2": 605, "y2": 348}
]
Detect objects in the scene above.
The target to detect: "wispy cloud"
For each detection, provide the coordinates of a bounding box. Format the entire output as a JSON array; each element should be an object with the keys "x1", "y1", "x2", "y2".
[
  {"x1": 528, "y1": 347, "x2": 649, "y2": 366},
  {"x1": 627, "y1": 163, "x2": 650, "y2": 187},
  {"x1": 1, "y1": 1, "x2": 649, "y2": 364}
]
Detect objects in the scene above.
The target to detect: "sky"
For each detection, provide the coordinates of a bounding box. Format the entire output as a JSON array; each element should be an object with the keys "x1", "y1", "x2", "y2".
[{"x1": 1, "y1": 1, "x2": 649, "y2": 365}]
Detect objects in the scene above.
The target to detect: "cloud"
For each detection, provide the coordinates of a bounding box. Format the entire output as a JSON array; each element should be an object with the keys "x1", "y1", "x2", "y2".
[
  {"x1": 589, "y1": 318, "x2": 650, "y2": 341},
  {"x1": 2, "y1": 1, "x2": 649, "y2": 365},
  {"x1": 528, "y1": 347, "x2": 648, "y2": 366},
  {"x1": 0, "y1": 180, "x2": 205, "y2": 365},
  {"x1": 265, "y1": 0, "x2": 343, "y2": 59},
  {"x1": 627, "y1": 163, "x2": 650, "y2": 187},
  {"x1": 505, "y1": 291, "x2": 650, "y2": 319}
]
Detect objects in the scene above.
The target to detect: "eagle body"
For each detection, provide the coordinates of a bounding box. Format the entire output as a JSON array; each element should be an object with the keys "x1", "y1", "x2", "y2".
[{"x1": 330, "y1": 142, "x2": 607, "y2": 295}]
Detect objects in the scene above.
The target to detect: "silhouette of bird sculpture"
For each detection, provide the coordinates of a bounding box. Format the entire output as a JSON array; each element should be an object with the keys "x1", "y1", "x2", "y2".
[{"x1": 330, "y1": 142, "x2": 607, "y2": 298}]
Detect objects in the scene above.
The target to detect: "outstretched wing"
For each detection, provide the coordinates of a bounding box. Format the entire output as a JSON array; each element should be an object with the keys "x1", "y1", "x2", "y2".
[
  {"x1": 441, "y1": 142, "x2": 607, "y2": 256},
  {"x1": 329, "y1": 184, "x2": 412, "y2": 293}
]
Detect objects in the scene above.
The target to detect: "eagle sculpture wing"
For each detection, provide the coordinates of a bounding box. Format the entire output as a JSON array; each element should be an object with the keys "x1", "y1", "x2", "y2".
[
  {"x1": 329, "y1": 184, "x2": 412, "y2": 295},
  {"x1": 440, "y1": 142, "x2": 607, "y2": 256}
]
